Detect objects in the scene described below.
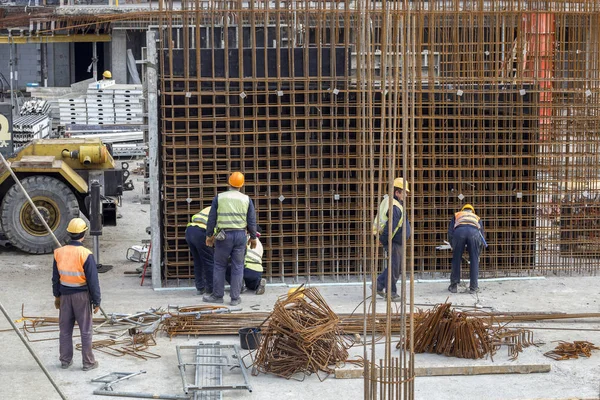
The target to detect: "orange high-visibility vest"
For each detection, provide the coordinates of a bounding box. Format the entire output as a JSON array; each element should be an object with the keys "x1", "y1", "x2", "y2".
[
  {"x1": 54, "y1": 245, "x2": 92, "y2": 287},
  {"x1": 454, "y1": 211, "x2": 481, "y2": 229}
]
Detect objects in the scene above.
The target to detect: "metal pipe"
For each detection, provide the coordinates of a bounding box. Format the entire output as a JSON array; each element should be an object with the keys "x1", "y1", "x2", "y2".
[
  {"x1": 0, "y1": 301, "x2": 68, "y2": 400},
  {"x1": 8, "y1": 36, "x2": 15, "y2": 118},
  {"x1": 0, "y1": 152, "x2": 61, "y2": 248},
  {"x1": 92, "y1": 390, "x2": 189, "y2": 399}
]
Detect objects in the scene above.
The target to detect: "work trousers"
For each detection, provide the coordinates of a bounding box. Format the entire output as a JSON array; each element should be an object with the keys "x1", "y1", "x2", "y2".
[
  {"x1": 59, "y1": 291, "x2": 95, "y2": 368},
  {"x1": 185, "y1": 226, "x2": 214, "y2": 293},
  {"x1": 376, "y1": 242, "x2": 404, "y2": 295},
  {"x1": 226, "y1": 267, "x2": 262, "y2": 291},
  {"x1": 450, "y1": 225, "x2": 482, "y2": 290},
  {"x1": 213, "y1": 229, "x2": 247, "y2": 300}
]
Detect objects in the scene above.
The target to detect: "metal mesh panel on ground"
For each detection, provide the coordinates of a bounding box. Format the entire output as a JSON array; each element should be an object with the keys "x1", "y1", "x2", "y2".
[{"x1": 158, "y1": 1, "x2": 600, "y2": 283}]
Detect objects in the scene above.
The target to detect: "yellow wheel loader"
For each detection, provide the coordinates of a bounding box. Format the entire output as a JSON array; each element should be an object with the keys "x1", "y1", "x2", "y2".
[{"x1": 0, "y1": 138, "x2": 129, "y2": 254}]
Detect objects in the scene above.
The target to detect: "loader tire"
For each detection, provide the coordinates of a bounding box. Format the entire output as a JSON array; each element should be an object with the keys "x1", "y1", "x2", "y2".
[{"x1": 1, "y1": 176, "x2": 79, "y2": 254}]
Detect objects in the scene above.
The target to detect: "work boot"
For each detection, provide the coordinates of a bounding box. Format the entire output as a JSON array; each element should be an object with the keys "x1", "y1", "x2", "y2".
[
  {"x1": 448, "y1": 284, "x2": 458, "y2": 294},
  {"x1": 202, "y1": 294, "x2": 224, "y2": 304},
  {"x1": 390, "y1": 293, "x2": 401, "y2": 302},
  {"x1": 370, "y1": 285, "x2": 385, "y2": 298},
  {"x1": 230, "y1": 298, "x2": 242, "y2": 306},
  {"x1": 196, "y1": 288, "x2": 205, "y2": 295},
  {"x1": 82, "y1": 361, "x2": 98, "y2": 371},
  {"x1": 469, "y1": 287, "x2": 479, "y2": 294},
  {"x1": 60, "y1": 360, "x2": 72, "y2": 369},
  {"x1": 255, "y1": 278, "x2": 267, "y2": 295}
]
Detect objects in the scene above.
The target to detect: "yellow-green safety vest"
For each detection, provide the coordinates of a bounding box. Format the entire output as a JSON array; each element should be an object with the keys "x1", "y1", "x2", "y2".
[
  {"x1": 454, "y1": 211, "x2": 481, "y2": 229},
  {"x1": 372, "y1": 195, "x2": 404, "y2": 238},
  {"x1": 245, "y1": 238, "x2": 263, "y2": 272},
  {"x1": 216, "y1": 190, "x2": 250, "y2": 230},
  {"x1": 187, "y1": 206, "x2": 211, "y2": 229}
]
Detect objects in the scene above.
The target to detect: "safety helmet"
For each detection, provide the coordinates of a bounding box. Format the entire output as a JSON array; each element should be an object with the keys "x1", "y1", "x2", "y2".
[
  {"x1": 228, "y1": 172, "x2": 245, "y2": 188},
  {"x1": 393, "y1": 177, "x2": 410, "y2": 193},
  {"x1": 461, "y1": 204, "x2": 475, "y2": 213},
  {"x1": 67, "y1": 218, "x2": 89, "y2": 234},
  {"x1": 287, "y1": 287, "x2": 305, "y2": 299},
  {"x1": 102, "y1": 70, "x2": 112, "y2": 79}
]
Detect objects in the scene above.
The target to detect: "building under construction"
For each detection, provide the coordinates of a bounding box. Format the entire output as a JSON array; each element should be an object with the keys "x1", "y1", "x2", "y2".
[{"x1": 1, "y1": 0, "x2": 599, "y2": 284}]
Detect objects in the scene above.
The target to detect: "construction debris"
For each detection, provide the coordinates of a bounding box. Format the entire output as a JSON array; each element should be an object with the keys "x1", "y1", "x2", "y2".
[
  {"x1": 251, "y1": 288, "x2": 353, "y2": 380},
  {"x1": 544, "y1": 341, "x2": 600, "y2": 361},
  {"x1": 334, "y1": 364, "x2": 552, "y2": 379}
]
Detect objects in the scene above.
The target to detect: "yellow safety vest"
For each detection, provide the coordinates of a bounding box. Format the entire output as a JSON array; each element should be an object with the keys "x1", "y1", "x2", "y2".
[
  {"x1": 454, "y1": 211, "x2": 481, "y2": 229},
  {"x1": 216, "y1": 190, "x2": 250, "y2": 230},
  {"x1": 372, "y1": 195, "x2": 404, "y2": 238},
  {"x1": 54, "y1": 245, "x2": 91, "y2": 287},
  {"x1": 187, "y1": 206, "x2": 211, "y2": 229},
  {"x1": 245, "y1": 238, "x2": 263, "y2": 272}
]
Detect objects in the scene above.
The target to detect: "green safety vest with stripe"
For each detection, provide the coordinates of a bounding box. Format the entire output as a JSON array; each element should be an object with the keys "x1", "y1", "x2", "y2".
[
  {"x1": 216, "y1": 190, "x2": 250, "y2": 230},
  {"x1": 245, "y1": 238, "x2": 263, "y2": 272},
  {"x1": 372, "y1": 195, "x2": 404, "y2": 239},
  {"x1": 187, "y1": 206, "x2": 211, "y2": 229}
]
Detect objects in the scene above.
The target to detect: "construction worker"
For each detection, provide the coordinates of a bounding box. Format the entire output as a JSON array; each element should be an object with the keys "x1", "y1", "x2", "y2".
[
  {"x1": 51, "y1": 218, "x2": 101, "y2": 371},
  {"x1": 373, "y1": 177, "x2": 411, "y2": 301},
  {"x1": 185, "y1": 206, "x2": 214, "y2": 295},
  {"x1": 447, "y1": 204, "x2": 487, "y2": 294},
  {"x1": 226, "y1": 230, "x2": 267, "y2": 295},
  {"x1": 204, "y1": 172, "x2": 258, "y2": 306},
  {"x1": 102, "y1": 70, "x2": 112, "y2": 80}
]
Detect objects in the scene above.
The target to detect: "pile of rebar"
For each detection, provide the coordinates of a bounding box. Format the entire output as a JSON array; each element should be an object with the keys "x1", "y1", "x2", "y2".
[
  {"x1": 251, "y1": 288, "x2": 353, "y2": 380},
  {"x1": 544, "y1": 341, "x2": 600, "y2": 361},
  {"x1": 406, "y1": 303, "x2": 494, "y2": 359}
]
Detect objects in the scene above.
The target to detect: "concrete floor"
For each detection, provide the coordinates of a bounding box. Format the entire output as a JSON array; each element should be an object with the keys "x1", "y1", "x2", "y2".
[{"x1": 1, "y1": 170, "x2": 599, "y2": 400}]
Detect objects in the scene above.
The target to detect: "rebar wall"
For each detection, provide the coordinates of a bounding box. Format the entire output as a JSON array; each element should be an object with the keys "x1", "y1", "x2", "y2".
[{"x1": 158, "y1": 0, "x2": 600, "y2": 284}]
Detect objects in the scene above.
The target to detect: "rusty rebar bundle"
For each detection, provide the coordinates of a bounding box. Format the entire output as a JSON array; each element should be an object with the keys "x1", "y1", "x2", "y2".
[
  {"x1": 544, "y1": 341, "x2": 600, "y2": 361},
  {"x1": 251, "y1": 288, "x2": 353, "y2": 380},
  {"x1": 403, "y1": 303, "x2": 494, "y2": 359}
]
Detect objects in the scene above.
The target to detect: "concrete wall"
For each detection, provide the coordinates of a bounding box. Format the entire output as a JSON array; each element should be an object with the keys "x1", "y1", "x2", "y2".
[{"x1": 0, "y1": 43, "x2": 71, "y2": 90}]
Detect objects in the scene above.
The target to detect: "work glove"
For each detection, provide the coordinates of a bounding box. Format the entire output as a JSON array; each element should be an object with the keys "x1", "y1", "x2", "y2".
[
  {"x1": 93, "y1": 306, "x2": 100, "y2": 314},
  {"x1": 54, "y1": 297, "x2": 60, "y2": 310},
  {"x1": 249, "y1": 238, "x2": 257, "y2": 249},
  {"x1": 206, "y1": 236, "x2": 215, "y2": 247}
]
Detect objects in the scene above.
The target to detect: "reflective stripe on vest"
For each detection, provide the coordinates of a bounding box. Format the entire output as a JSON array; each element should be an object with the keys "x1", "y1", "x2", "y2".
[
  {"x1": 454, "y1": 211, "x2": 481, "y2": 229},
  {"x1": 217, "y1": 190, "x2": 250, "y2": 230},
  {"x1": 245, "y1": 238, "x2": 263, "y2": 272},
  {"x1": 54, "y1": 245, "x2": 91, "y2": 287},
  {"x1": 372, "y1": 195, "x2": 404, "y2": 238},
  {"x1": 187, "y1": 206, "x2": 211, "y2": 229}
]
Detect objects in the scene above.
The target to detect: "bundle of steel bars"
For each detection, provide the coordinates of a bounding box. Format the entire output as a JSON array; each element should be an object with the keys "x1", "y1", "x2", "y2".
[{"x1": 251, "y1": 288, "x2": 353, "y2": 379}]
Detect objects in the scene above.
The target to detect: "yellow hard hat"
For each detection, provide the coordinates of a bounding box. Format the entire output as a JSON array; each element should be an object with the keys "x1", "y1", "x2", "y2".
[
  {"x1": 102, "y1": 70, "x2": 112, "y2": 79},
  {"x1": 287, "y1": 287, "x2": 305, "y2": 299},
  {"x1": 393, "y1": 177, "x2": 410, "y2": 193},
  {"x1": 67, "y1": 218, "x2": 89, "y2": 234},
  {"x1": 462, "y1": 204, "x2": 475, "y2": 213},
  {"x1": 228, "y1": 172, "x2": 245, "y2": 188}
]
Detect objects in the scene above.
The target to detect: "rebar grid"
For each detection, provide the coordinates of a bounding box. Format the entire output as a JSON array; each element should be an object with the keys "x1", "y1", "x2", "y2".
[{"x1": 157, "y1": 1, "x2": 600, "y2": 285}]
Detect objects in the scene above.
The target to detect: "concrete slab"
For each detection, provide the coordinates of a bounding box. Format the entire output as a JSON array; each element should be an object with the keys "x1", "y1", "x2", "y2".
[{"x1": 0, "y1": 169, "x2": 599, "y2": 400}]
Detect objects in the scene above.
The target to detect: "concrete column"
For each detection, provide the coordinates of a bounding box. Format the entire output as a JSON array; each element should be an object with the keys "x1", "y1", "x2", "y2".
[{"x1": 110, "y1": 30, "x2": 127, "y2": 84}]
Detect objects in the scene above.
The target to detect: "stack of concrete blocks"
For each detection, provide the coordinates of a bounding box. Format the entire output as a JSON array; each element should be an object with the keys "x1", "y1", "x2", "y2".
[
  {"x1": 58, "y1": 97, "x2": 87, "y2": 125},
  {"x1": 86, "y1": 80, "x2": 116, "y2": 125},
  {"x1": 86, "y1": 81, "x2": 143, "y2": 125}
]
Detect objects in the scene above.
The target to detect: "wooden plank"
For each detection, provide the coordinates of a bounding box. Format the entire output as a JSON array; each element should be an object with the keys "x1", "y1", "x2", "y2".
[
  {"x1": 12, "y1": 156, "x2": 55, "y2": 168},
  {"x1": 334, "y1": 364, "x2": 551, "y2": 379}
]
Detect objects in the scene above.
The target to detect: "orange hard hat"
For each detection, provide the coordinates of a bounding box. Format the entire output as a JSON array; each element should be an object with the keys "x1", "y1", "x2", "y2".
[{"x1": 228, "y1": 172, "x2": 245, "y2": 188}]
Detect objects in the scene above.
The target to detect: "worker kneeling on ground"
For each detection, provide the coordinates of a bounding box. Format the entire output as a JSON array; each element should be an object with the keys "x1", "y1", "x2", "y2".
[
  {"x1": 373, "y1": 177, "x2": 411, "y2": 302},
  {"x1": 226, "y1": 228, "x2": 266, "y2": 295},
  {"x1": 204, "y1": 172, "x2": 258, "y2": 306},
  {"x1": 447, "y1": 204, "x2": 487, "y2": 294},
  {"x1": 52, "y1": 218, "x2": 101, "y2": 371},
  {"x1": 186, "y1": 206, "x2": 214, "y2": 296}
]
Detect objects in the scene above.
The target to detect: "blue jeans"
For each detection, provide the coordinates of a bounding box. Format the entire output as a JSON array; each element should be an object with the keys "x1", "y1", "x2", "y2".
[
  {"x1": 376, "y1": 242, "x2": 404, "y2": 295},
  {"x1": 185, "y1": 226, "x2": 214, "y2": 292},
  {"x1": 450, "y1": 225, "x2": 482, "y2": 289},
  {"x1": 213, "y1": 229, "x2": 247, "y2": 300}
]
